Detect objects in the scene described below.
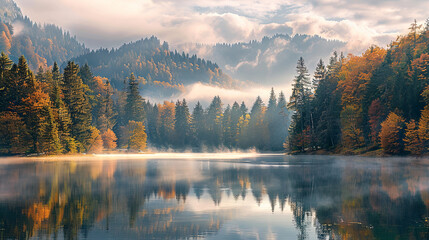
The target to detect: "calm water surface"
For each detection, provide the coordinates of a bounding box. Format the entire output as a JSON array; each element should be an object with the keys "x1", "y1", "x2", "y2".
[{"x1": 0, "y1": 154, "x2": 428, "y2": 239}]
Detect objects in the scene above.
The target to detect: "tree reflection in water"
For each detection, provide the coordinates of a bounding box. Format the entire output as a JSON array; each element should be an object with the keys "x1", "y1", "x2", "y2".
[{"x1": 0, "y1": 155, "x2": 428, "y2": 239}]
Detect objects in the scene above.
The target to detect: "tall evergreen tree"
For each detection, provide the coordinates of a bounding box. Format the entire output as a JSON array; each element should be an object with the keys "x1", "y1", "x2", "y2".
[
  {"x1": 125, "y1": 73, "x2": 145, "y2": 123},
  {"x1": 207, "y1": 96, "x2": 223, "y2": 147},
  {"x1": 266, "y1": 88, "x2": 278, "y2": 150},
  {"x1": 63, "y1": 61, "x2": 92, "y2": 151},
  {"x1": 174, "y1": 99, "x2": 191, "y2": 147},
  {"x1": 312, "y1": 59, "x2": 326, "y2": 92},
  {"x1": 288, "y1": 57, "x2": 312, "y2": 152},
  {"x1": 191, "y1": 101, "x2": 205, "y2": 147}
]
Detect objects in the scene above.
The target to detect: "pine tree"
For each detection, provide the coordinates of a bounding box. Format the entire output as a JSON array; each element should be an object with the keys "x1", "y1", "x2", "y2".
[
  {"x1": 63, "y1": 61, "x2": 92, "y2": 152},
  {"x1": 125, "y1": 73, "x2": 145, "y2": 122},
  {"x1": 207, "y1": 96, "x2": 223, "y2": 147},
  {"x1": 230, "y1": 102, "x2": 242, "y2": 147},
  {"x1": 222, "y1": 105, "x2": 233, "y2": 148},
  {"x1": 312, "y1": 59, "x2": 326, "y2": 93},
  {"x1": 0, "y1": 52, "x2": 13, "y2": 111},
  {"x1": 266, "y1": 88, "x2": 278, "y2": 150},
  {"x1": 174, "y1": 99, "x2": 191, "y2": 147},
  {"x1": 51, "y1": 62, "x2": 76, "y2": 153},
  {"x1": 78, "y1": 63, "x2": 95, "y2": 88},
  {"x1": 146, "y1": 103, "x2": 160, "y2": 145},
  {"x1": 288, "y1": 57, "x2": 312, "y2": 152},
  {"x1": 240, "y1": 101, "x2": 248, "y2": 117},
  {"x1": 249, "y1": 96, "x2": 267, "y2": 149},
  {"x1": 191, "y1": 101, "x2": 205, "y2": 147}
]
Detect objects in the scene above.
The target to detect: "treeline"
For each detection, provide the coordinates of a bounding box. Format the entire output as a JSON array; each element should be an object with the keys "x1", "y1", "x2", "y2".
[
  {"x1": 287, "y1": 20, "x2": 429, "y2": 155},
  {"x1": 144, "y1": 90, "x2": 289, "y2": 151},
  {"x1": 0, "y1": 53, "x2": 146, "y2": 154},
  {"x1": 0, "y1": 52, "x2": 290, "y2": 154}
]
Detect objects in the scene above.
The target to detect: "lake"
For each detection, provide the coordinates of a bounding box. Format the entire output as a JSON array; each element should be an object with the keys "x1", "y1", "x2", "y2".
[{"x1": 0, "y1": 154, "x2": 428, "y2": 239}]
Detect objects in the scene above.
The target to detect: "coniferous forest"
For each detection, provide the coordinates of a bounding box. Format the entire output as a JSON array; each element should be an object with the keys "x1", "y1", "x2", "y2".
[
  {"x1": 0, "y1": 52, "x2": 290, "y2": 154},
  {"x1": 0, "y1": 20, "x2": 429, "y2": 155}
]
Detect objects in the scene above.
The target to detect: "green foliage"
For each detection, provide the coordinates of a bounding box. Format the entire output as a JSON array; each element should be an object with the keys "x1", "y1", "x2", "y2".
[
  {"x1": 63, "y1": 61, "x2": 92, "y2": 151},
  {"x1": 71, "y1": 37, "x2": 233, "y2": 97},
  {"x1": 125, "y1": 73, "x2": 145, "y2": 122}
]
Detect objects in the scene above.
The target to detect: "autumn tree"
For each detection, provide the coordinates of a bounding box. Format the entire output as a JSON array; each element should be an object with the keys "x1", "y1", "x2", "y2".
[
  {"x1": 87, "y1": 126, "x2": 103, "y2": 153},
  {"x1": 102, "y1": 129, "x2": 118, "y2": 150},
  {"x1": 404, "y1": 120, "x2": 423, "y2": 155},
  {"x1": 128, "y1": 121, "x2": 147, "y2": 152},
  {"x1": 379, "y1": 112, "x2": 405, "y2": 154}
]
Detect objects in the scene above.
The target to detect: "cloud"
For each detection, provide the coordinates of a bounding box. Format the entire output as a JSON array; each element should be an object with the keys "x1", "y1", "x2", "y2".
[
  {"x1": 171, "y1": 82, "x2": 292, "y2": 108},
  {"x1": 225, "y1": 50, "x2": 261, "y2": 73},
  {"x1": 14, "y1": 0, "x2": 429, "y2": 53}
]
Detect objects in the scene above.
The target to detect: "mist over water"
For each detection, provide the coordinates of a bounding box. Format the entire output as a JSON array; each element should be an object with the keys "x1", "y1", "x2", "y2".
[{"x1": 0, "y1": 155, "x2": 428, "y2": 239}]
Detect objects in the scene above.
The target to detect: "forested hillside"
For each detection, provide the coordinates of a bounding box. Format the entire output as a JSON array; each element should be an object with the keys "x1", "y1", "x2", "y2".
[
  {"x1": 180, "y1": 34, "x2": 344, "y2": 85},
  {"x1": 70, "y1": 37, "x2": 236, "y2": 97},
  {"x1": 287, "y1": 20, "x2": 429, "y2": 155},
  {"x1": 0, "y1": 0, "x2": 87, "y2": 70}
]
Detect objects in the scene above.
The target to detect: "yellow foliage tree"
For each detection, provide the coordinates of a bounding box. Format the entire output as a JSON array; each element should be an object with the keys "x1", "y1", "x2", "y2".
[
  {"x1": 379, "y1": 112, "x2": 405, "y2": 154},
  {"x1": 101, "y1": 129, "x2": 117, "y2": 150},
  {"x1": 404, "y1": 120, "x2": 423, "y2": 155},
  {"x1": 87, "y1": 126, "x2": 103, "y2": 153},
  {"x1": 128, "y1": 121, "x2": 147, "y2": 152}
]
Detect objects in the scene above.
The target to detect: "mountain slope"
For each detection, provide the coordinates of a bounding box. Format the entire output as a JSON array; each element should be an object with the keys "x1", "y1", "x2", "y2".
[
  {"x1": 0, "y1": 0, "x2": 87, "y2": 69},
  {"x1": 179, "y1": 34, "x2": 345, "y2": 85},
  {"x1": 0, "y1": 0, "x2": 21, "y2": 23},
  {"x1": 70, "y1": 37, "x2": 236, "y2": 97}
]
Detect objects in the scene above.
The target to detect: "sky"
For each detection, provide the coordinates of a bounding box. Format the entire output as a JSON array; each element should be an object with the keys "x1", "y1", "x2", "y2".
[{"x1": 13, "y1": 0, "x2": 429, "y2": 53}]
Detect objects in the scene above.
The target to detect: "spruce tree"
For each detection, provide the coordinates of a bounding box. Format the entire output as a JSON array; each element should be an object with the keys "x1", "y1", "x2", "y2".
[
  {"x1": 63, "y1": 61, "x2": 92, "y2": 151},
  {"x1": 174, "y1": 99, "x2": 191, "y2": 147},
  {"x1": 230, "y1": 102, "x2": 242, "y2": 147},
  {"x1": 207, "y1": 96, "x2": 223, "y2": 147},
  {"x1": 222, "y1": 105, "x2": 233, "y2": 148},
  {"x1": 266, "y1": 88, "x2": 278, "y2": 150},
  {"x1": 125, "y1": 73, "x2": 144, "y2": 123},
  {"x1": 191, "y1": 101, "x2": 205, "y2": 147},
  {"x1": 312, "y1": 59, "x2": 326, "y2": 92}
]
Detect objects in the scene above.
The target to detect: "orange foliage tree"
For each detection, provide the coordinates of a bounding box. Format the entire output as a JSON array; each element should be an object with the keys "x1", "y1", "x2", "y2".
[
  {"x1": 338, "y1": 47, "x2": 386, "y2": 150},
  {"x1": 87, "y1": 126, "x2": 103, "y2": 153},
  {"x1": 101, "y1": 129, "x2": 117, "y2": 150},
  {"x1": 379, "y1": 112, "x2": 405, "y2": 154}
]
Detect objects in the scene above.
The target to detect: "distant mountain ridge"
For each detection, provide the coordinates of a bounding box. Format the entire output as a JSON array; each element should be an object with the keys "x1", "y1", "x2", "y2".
[
  {"x1": 178, "y1": 34, "x2": 345, "y2": 85},
  {"x1": 0, "y1": 0, "x2": 88, "y2": 69},
  {"x1": 70, "y1": 37, "x2": 236, "y2": 98}
]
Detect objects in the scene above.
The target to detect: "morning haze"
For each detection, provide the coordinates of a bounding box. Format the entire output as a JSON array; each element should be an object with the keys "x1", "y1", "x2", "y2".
[{"x1": 0, "y1": 0, "x2": 428, "y2": 239}]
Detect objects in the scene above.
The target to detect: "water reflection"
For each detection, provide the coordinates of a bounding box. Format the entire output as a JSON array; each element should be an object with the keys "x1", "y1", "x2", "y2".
[{"x1": 0, "y1": 155, "x2": 428, "y2": 239}]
